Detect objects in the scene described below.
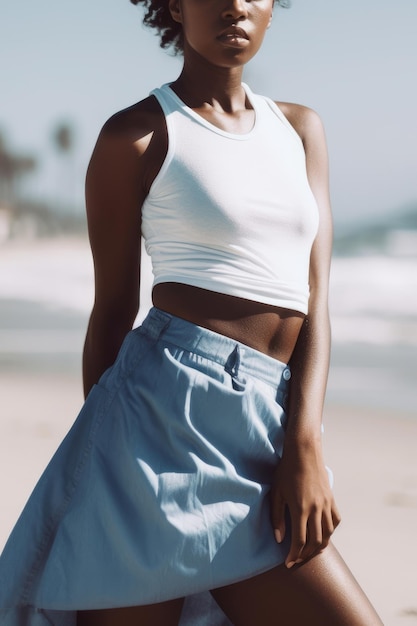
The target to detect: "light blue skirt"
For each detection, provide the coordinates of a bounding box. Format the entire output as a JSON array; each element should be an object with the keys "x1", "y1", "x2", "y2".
[{"x1": 0, "y1": 307, "x2": 293, "y2": 625}]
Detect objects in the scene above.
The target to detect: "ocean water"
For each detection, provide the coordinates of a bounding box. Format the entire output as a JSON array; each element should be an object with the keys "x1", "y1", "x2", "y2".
[
  {"x1": 330, "y1": 216, "x2": 416, "y2": 413},
  {"x1": 0, "y1": 233, "x2": 416, "y2": 414}
]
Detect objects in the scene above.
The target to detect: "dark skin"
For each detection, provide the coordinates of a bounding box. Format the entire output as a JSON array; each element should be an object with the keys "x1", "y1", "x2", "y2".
[{"x1": 78, "y1": 0, "x2": 383, "y2": 623}]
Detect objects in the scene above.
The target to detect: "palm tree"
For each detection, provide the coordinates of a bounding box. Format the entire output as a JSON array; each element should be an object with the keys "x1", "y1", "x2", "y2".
[{"x1": 52, "y1": 122, "x2": 76, "y2": 217}]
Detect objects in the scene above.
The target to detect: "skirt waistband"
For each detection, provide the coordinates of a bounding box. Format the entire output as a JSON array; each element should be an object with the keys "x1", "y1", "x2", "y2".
[{"x1": 138, "y1": 307, "x2": 291, "y2": 390}]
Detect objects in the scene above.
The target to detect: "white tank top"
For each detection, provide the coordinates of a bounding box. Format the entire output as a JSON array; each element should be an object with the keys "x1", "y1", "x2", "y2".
[{"x1": 142, "y1": 83, "x2": 319, "y2": 315}]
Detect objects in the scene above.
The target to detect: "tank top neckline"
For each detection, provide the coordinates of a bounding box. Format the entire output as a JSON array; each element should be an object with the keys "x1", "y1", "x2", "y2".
[{"x1": 162, "y1": 82, "x2": 258, "y2": 140}]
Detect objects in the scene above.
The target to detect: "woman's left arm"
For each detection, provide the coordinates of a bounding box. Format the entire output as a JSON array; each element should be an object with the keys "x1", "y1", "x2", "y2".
[{"x1": 271, "y1": 105, "x2": 341, "y2": 568}]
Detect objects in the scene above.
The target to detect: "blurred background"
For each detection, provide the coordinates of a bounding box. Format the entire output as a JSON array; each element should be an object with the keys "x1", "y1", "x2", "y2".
[{"x1": 0, "y1": 0, "x2": 416, "y2": 623}]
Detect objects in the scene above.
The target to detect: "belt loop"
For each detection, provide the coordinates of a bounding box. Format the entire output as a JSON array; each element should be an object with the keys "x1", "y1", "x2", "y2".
[
  {"x1": 225, "y1": 345, "x2": 247, "y2": 391},
  {"x1": 142, "y1": 307, "x2": 172, "y2": 341},
  {"x1": 224, "y1": 344, "x2": 241, "y2": 377}
]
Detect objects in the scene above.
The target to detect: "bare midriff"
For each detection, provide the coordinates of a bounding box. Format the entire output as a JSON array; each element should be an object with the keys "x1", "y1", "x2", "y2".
[{"x1": 152, "y1": 283, "x2": 305, "y2": 364}]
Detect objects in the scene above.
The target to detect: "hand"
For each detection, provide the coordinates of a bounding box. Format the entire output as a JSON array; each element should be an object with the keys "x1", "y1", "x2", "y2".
[{"x1": 270, "y1": 442, "x2": 341, "y2": 568}]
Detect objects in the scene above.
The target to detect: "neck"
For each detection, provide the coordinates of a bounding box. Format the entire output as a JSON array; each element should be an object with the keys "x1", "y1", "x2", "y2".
[{"x1": 172, "y1": 46, "x2": 247, "y2": 113}]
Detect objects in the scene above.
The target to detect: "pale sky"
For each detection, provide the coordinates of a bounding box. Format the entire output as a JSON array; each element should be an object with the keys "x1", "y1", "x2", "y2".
[{"x1": 1, "y1": 0, "x2": 416, "y2": 227}]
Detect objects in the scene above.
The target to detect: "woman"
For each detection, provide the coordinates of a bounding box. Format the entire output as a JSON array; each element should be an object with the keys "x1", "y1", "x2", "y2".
[{"x1": 0, "y1": 0, "x2": 383, "y2": 624}]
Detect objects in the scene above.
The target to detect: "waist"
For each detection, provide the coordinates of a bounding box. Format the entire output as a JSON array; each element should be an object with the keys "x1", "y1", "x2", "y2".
[
  {"x1": 140, "y1": 307, "x2": 292, "y2": 391},
  {"x1": 152, "y1": 283, "x2": 305, "y2": 364}
]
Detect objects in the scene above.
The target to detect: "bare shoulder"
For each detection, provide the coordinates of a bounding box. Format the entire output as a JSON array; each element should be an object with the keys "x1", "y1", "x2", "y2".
[
  {"x1": 100, "y1": 95, "x2": 165, "y2": 146},
  {"x1": 88, "y1": 95, "x2": 167, "y2": 195},
  {"x1": 275, "y1": 102, "x2": 326, "y2": 149}
]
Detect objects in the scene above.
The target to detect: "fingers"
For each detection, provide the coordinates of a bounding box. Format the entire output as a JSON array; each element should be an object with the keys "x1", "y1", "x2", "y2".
[
  {"x1": 285, "y1": 500, "x2": 341, "y2": 568},
  {"x1": 270, "y1": 459, "x2": 342, "y2": 569},
  {"x1": 319, "y1": 507, "x2": 334, "y2": 551},
  {"x1": 286, "y1": 510, "x2": 308, "y2": 568}
]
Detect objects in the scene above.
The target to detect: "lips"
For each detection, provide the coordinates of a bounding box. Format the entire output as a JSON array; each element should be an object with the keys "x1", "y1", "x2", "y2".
[{"x1": 217, "y1": 26, "x2": 249, "y2": 41}]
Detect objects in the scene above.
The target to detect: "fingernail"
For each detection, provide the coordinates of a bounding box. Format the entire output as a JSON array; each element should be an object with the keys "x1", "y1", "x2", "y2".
[
  {"x1": 275, "y1": 530, "x2": 282, "y2": 543},
  {"x1": 286, "y1": 561, "x2": 295, "y2": 569},
  {"x1": 295, "y1": 559, "x2": 303, "y2": 564}
]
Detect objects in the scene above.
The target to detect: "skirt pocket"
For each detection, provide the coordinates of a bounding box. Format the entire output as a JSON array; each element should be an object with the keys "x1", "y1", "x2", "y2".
[{"x1": 163, "y1": 344, "x2": 248, "y2": 395}]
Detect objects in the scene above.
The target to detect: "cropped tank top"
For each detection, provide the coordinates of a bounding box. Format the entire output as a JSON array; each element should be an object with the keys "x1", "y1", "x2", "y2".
[{"x1": 141, "y1": 83, "x2": 319, "y2": 315}]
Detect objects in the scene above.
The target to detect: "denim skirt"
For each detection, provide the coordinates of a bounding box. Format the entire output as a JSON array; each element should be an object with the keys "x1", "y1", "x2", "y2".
[{"x1": 0, "y1": 307, "x2": 293, "y2": 625}]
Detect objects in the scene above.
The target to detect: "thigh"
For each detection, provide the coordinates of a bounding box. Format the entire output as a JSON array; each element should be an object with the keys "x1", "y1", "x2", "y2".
[
  {"x1": 77, "y1": 598, "x2": 185, "y2": 626},
  {"x1": 210, "y1": 543, "x2": 383, "y2": 626}
]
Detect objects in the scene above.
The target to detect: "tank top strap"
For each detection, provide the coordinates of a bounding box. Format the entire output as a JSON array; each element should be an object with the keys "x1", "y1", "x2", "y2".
[{"x1": 149, "y1": 83, "x2": 179, "y2": 116}]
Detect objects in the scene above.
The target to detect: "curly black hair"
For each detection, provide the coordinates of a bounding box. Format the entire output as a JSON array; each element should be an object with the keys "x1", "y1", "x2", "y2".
[{"x1": 130, "y1": 0, "x2": 290, "y2": 54}]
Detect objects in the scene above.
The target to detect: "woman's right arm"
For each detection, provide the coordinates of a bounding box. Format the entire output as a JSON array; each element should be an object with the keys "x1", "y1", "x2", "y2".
[{"x1": 82, "y1": 107, "x2": 156, "y2": 398}]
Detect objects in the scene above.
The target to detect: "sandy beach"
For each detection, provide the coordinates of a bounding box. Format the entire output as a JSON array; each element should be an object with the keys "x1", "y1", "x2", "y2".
[{"x1": 1, "y1": 236, "x2": 417, "y2": 625}]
